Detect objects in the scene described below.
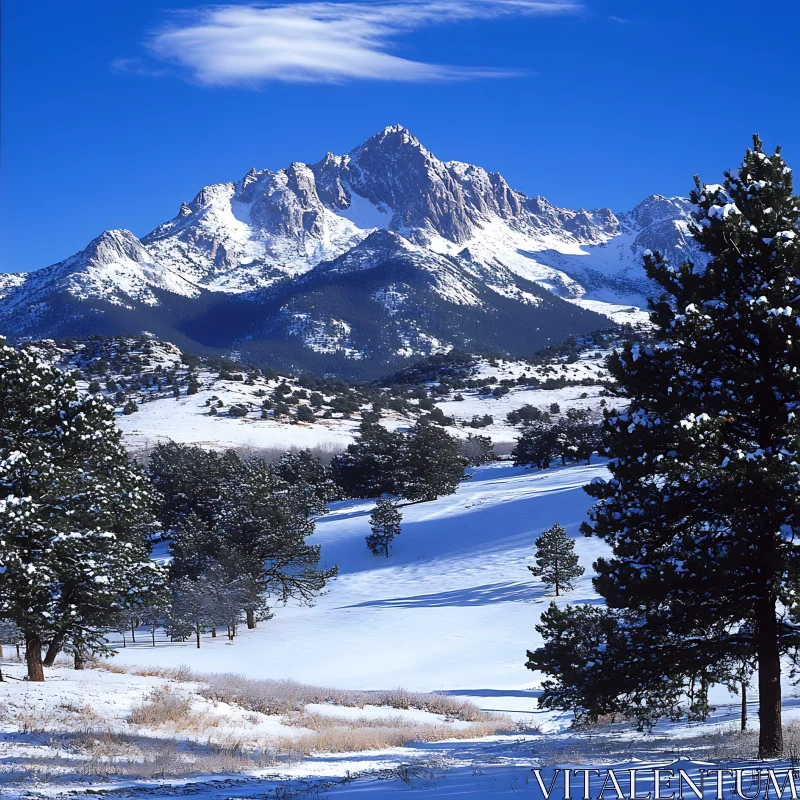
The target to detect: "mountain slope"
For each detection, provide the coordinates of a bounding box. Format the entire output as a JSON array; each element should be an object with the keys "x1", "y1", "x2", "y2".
[{"x1": 0, "y1": 126, "x2": 699, "y2": 375}]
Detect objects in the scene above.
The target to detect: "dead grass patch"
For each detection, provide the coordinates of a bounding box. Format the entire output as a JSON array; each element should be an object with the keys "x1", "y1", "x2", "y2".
[
  {"x1": 99, "y1": 661, "x2": 483, "y2": 720},
  {"x1": 128, "y1": 686, "x2": 193, "y2": 726},
  {"x1": 279, "y1": 714, "x2": 512, "y2": 755}
]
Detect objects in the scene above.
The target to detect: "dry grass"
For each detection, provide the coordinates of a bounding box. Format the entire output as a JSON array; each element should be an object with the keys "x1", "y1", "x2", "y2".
[
  {"x1": 6, "y1": 732, "x2": 267, "y2": 782},
  {"x1": 1, "y1": 661, "x2": 514, "y2": 783},
  {"x1": 198, "y1": 673, "x2": 485, "y2": 720},
  {"x1": 281, "y1": 713, "x2": 513, "y2": 756},
  {"x1": 100, "y1": 661, "x2": 484, "y2": 721},
  {"x1": 3, "y1": 714, "x2": 511, "y2": 783},
  {"x1": 128, "y1": 686, "x2": 193, "y2": 726}
]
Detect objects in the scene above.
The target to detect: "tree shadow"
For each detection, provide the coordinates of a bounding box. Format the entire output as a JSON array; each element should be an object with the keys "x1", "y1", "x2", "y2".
[{"x1": 341, "y1": 580, "x2": 544, "y2": 609}]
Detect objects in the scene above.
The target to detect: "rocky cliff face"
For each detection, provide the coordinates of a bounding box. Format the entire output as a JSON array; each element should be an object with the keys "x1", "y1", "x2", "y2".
[{"x1": 0, "y1": 126, "x2": 699, "y2": 376}]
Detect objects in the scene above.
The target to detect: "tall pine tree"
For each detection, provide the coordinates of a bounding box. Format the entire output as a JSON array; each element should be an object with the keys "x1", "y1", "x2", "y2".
[
  {"x1": 528, "y1": 523, "x2": 584, "y2": 596},
  {"x1": 527, "y1": 137, "x2": 800, "y2": 757},
  {"x1": 0, "y1": 340, "x2": 164, "y2": 681}
]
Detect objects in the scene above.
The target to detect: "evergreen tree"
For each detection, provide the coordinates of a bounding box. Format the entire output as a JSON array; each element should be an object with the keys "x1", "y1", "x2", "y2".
[
  {"x1": 527, "y1": 137, "x2": 800, "y2": 757},
  {"x1": 187, "y1": 374, "x2": 200, "y2": 395},
  {"x1": 331, "y1": 422, "x2": 405, "y2": 498},
  {"x1": 528, "y1": 523, "x2": 584, "y2": 596},
  {"x1": 398, "y1": 421, "x2": 467, "y2": 502},
  {"x1": 555, "y1": 409, "x2": 600, "y2": 465},
  {"x1": 165, "y1": 448, "x2": 338, "y2": 630},
  {"x1": 0, "y1": 340, "x2": 165, "y2": 681},
  {"x1": 123, "y1": 398, "x2": 139, "y2": 415},
  {"x1": 512, "y1": 421, "x2": 558, "y2": 469},
  {"x1": 296, "y1": 404, "x2": 316, "y2": 423},
  {"x1": 366, "y1": 499, "x2": 402, "y2": 557},
  {"x1": 276, "y1": 448, "x2": 338, "y2": 509}
]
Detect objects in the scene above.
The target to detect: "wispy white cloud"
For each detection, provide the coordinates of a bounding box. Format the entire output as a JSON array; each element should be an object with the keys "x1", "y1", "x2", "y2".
[{"x1": 127, "y1": 0, "x2": 582, "y2": 85}]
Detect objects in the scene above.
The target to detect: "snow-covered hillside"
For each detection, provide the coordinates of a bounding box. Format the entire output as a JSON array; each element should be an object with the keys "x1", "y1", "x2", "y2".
[
  {"x1": 24, "y1": 335, "x2": 618, "y2": 456},
  {"x1": 0, "y1": 126, "x2": 688, "y2": 375},
  {"x1": 3, "y1": 462, "x2": 793, "y2": 798},
  {"x1": 114, "y1": 462, "x2": 609, "y2": 699}
]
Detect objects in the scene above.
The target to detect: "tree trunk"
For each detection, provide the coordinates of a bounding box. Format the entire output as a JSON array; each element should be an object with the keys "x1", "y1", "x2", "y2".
[
  {"x1": 25, "y1": 631, "x2": 45, "y2": 682},
  {"x1": 43, "y1": 631, "x2": 67, "y2": 667},
  {"x1": 246, "y1": 609, "x2": 256, "y2": 629},
  {"x1": 211, "y1": 627, "x2": 216, "y2": 638},
  {"x1": 152, "y1": 627, "x2": 156, "y2": 647},
  {"x1": 74, "y1": 647, "x2": 87, "y2": 670},
  {"x1": 195, "y1": 627, "x2": 201, "y2": 649},
  {"x1": 756, "y1": 594, "x2": 783, "y2": 757},
  {"x1": 131, "y1": 624, "x2": 136, "y2": 643},
  {"x1": 741, "y1": 680, "x2": 747, "y2": 731}
]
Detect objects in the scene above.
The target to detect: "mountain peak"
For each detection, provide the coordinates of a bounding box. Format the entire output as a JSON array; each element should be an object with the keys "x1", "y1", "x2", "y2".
[{"x1": 356, "y1": 125, "x2": 428, "y2": 157}]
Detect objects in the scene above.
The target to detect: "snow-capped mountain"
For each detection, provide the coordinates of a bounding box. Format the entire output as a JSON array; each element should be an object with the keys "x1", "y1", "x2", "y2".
[{"x1": 0, "y1": 125, "x2": 700, "y2": 377}]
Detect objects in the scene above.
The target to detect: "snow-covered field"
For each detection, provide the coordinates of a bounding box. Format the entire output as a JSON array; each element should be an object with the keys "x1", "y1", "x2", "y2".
[
  {"x1": 3, "y1": 462, "x2": 794, "y2": 798},
  {"x1": 115, "y1": 462, "x2": 609, "y2": 697}
]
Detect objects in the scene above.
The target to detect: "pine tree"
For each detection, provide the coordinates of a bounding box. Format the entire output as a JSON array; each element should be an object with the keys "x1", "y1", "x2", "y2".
[
  {"x1": 0, "y1": 339, "x2": 165, "y2": 681},
  {"x1": 554, "y1": 409, "x2": 600, "y2": 465},
  {"x1": 527, "y1": 136, "x2": 800, "y2": 758},
  {"x1": 276, "y1": 448, "x2": 337, "y2": 509},
  {"x1": 512, "y1": 421, "x2": 558, "y2": 469},
  {"x1": 528, "y1": 523, "x2": 584, "y2": 596},
  {"x1": 295, "y1": 404, "x2": 316, "y2": 423},
  {"x1": 163, "y1": 445, "x2": 338, "y2": 630},
  {"x1": 366, "y1": 499, "x2": 402, "y2": 557},
  {"x1": 398, "y1": 421, "x2": 467, "y2": 502},
  {"x1": 331, "y1": 422, "x2": 405, "y2": 498},
  {"x1": 123, "y1": 398, "x2": 139, "y2": 415}
]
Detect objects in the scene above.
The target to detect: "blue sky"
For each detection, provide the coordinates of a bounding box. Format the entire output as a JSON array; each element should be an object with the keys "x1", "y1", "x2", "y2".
[{"x1": 2, "y1": 0, "x2": 799, "y2": 272}]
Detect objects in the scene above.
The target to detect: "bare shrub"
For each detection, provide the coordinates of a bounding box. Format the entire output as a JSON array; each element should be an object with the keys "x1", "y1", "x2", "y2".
[
  {"x1": 129, "y1": 687, "x2": 192, "y2": 726},
  {"x1": 233, "y1": 443, "x2": 345, "y2": 466},
  {"x1": 784, "y1": 722, "x2": 800, "y2": 766},
  {"x1": 492, "y1": 441, "x2": 516, "y2": 459},
  {"x1": 194, "y1": 672, "x2": 483, "y2": 721}
]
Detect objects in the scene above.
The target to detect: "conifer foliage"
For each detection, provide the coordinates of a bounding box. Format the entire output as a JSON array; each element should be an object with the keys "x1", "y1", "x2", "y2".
[
  {"x1": 527, "y1": 137, "x2": 800, "y2": 758},
  {"x1": 399, "y1": 422, "x2": 467, "y2": 503},
  {"x1": 331, "y1": 420, "x2": 467, "y2": 502},
  {"x1": 0, "y1": 339, "x2": 164, "y2": 681},
  {"x1": 150, "y1": 442, "x2": 337, "y2": 632},
  {"x1": 366, "y1": 499, "x2": 402, "y2": 557},
  {"x1": 528, "y1": 523, "x2": 584, "y2": 596}
]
